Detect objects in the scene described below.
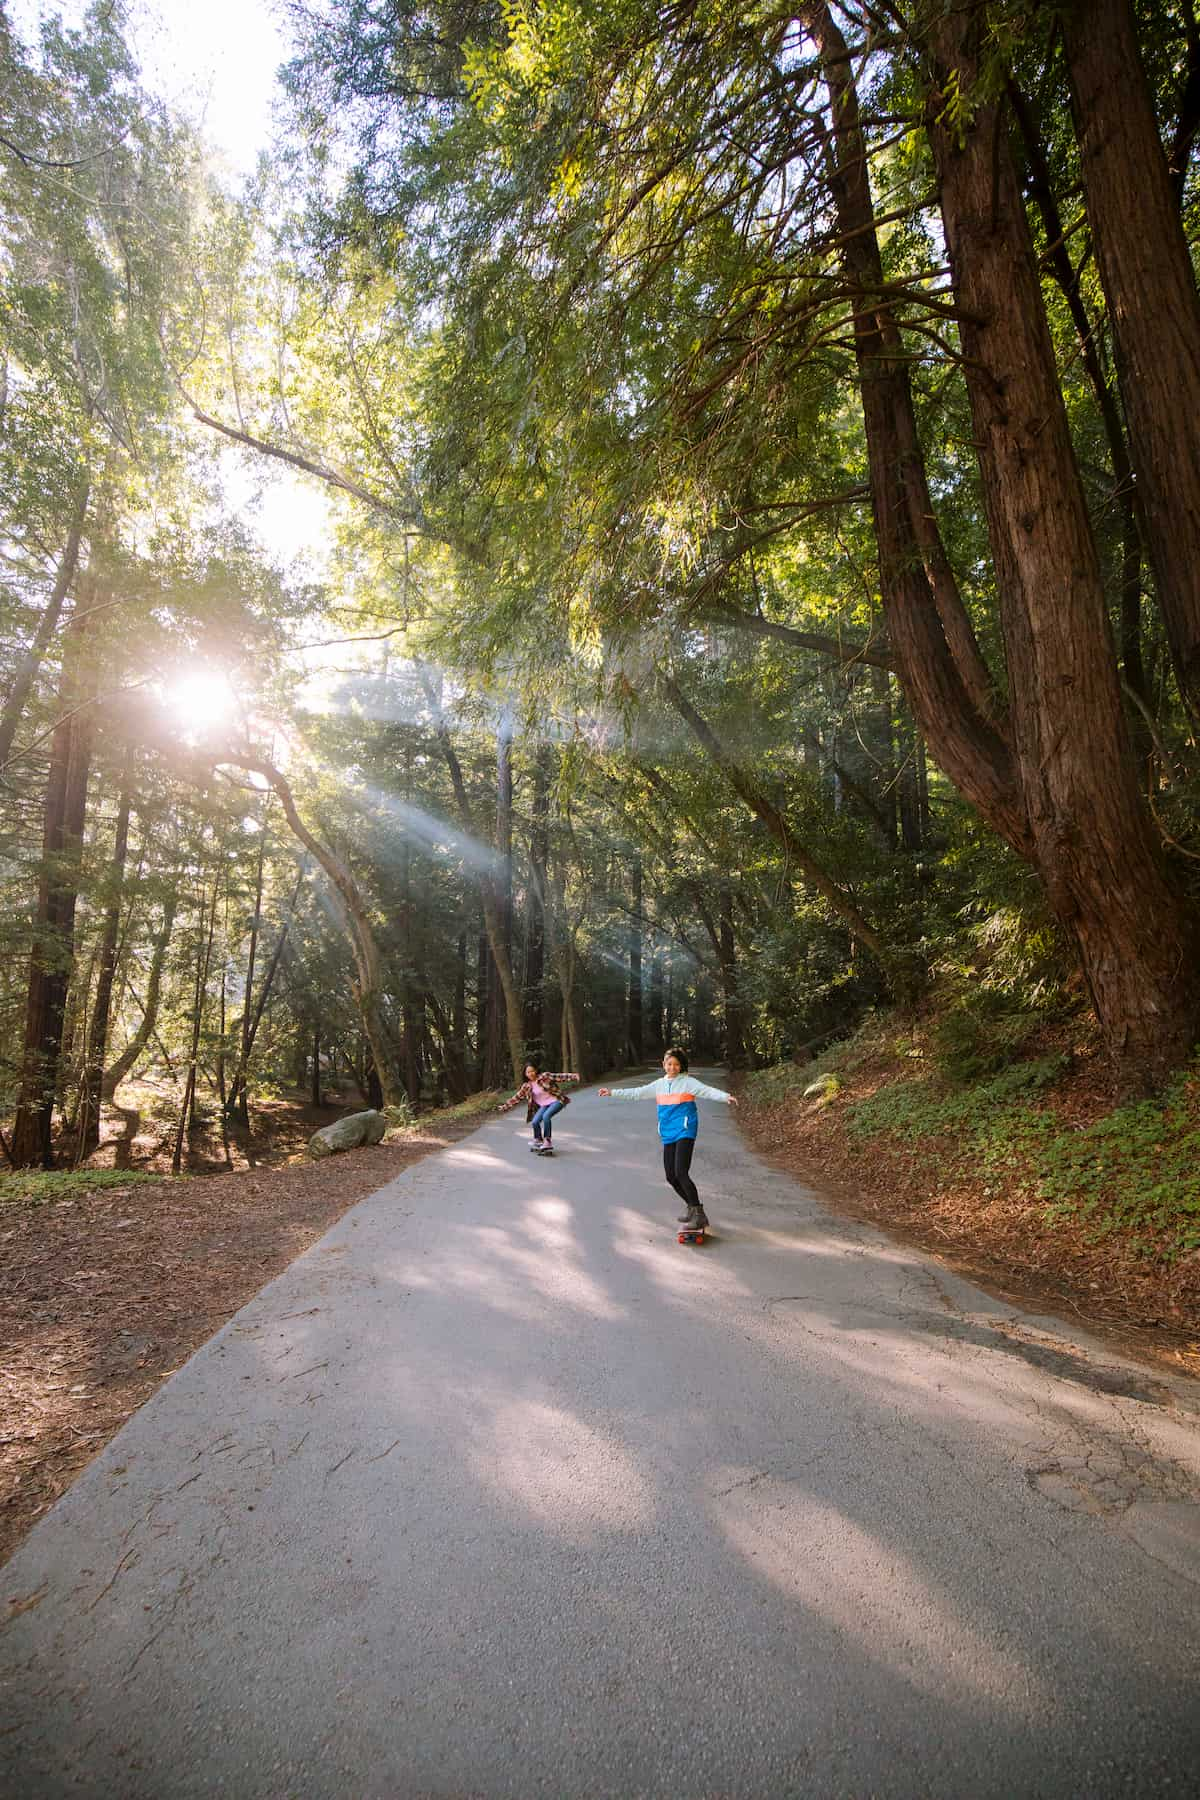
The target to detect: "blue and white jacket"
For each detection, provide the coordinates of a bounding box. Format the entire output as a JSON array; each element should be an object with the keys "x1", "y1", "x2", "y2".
[{"x1": 607, "y1": 1072, "x2": 733, "y2": 1144}]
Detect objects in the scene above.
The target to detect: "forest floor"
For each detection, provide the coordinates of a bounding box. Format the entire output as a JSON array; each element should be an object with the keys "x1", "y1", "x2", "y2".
[
  {"x1": 740, "y1": 1014, "x2": 1200, "y2": 1380},
  {"x1": 0, "y1": 1090, "x2": 501, "y2": 1569}
]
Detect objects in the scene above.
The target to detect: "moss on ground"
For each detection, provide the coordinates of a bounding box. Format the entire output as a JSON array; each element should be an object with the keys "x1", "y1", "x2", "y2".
[{"x1": 0, "y1": 1167, "x2": 169, "y2": 1208}]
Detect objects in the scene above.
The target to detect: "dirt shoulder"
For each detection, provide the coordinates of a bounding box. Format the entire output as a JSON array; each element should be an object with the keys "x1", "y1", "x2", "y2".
[
  {"x1": 0, "y1": 1097, "x2": 498, "y2": 1571},
  {"x1": 738, "y1": 1036, "x2": 1200, "y2": 1380}
]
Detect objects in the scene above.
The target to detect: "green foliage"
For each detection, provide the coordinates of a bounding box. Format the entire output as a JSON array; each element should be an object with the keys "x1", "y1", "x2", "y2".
[
  {"x1": 847, "y1": 1055, "x2": 1068, "y2": 1145},
  {"x1": 0, "y1": 1168, "x2": 166, "y2": 1208},
  {"x1": 1035, "y1": 1077, "x2": 1200, "y2": 1252},
  {"x1": 742, "y1": 1061, "x2": 815, "y2": 1106},
  {"x1": 930, "y1": 991, "x2": 1040, "y2": 1085},
  {"x1": 390, "y1": 1090, "x2": 505, "y2": 1134},
  {"x1": 841, "y1": 1049, "x2": 1200, "y2": 1258}
]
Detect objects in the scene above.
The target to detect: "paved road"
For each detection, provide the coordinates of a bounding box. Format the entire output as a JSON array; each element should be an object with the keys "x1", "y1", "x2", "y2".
[{"x1": 3, "y1": 1079, "x2": 1200, "y2": 1798}]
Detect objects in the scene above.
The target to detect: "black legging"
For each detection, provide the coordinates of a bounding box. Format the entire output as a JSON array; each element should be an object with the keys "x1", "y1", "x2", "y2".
[{"x1": 662, "y1": 1137, "x2": 700, "y2": 1208}]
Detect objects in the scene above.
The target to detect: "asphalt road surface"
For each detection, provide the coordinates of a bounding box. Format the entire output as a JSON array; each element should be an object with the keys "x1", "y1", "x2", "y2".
[{"x1": 3, "y1": 1077, "x2": 1200, "y2": 1798}]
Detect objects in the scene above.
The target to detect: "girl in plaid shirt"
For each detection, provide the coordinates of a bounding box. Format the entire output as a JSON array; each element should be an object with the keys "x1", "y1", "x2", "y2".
[{"x1": 498, "y1": 1063, "x2": 581, "y2": 1154}]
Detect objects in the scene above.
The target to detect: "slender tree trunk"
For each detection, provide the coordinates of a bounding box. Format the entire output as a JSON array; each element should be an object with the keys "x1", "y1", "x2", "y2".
[
  {"x1": 311, "y1": 1025, "x2": 322, "y2": 1107},
  {"x1": 895, "y1": 692, "x2": 923, "y2": 854},
  {"x1": 102, "y1": 890, "x2": 177, "y2": 1099},
  {"x1": 565, "y1": 963, "x2": 586, "y2": 1078},
  {"x1": 420, "y1": 676, "x2": 526, "y2": 1082},
  {"x1": 488, "y1": 719, "x2": 522, "y2": 1081},
  {"x1": 475, "y1": 929, "x2": 490, "y2": 1086},
  {"x1": 718, "y1": 884, "x2": 748, "y2": 1068},
  {"x1": 0, "y1": 480, "x2": 88, "y2": 771},
  {"x1": 1062, "y1": 0, "x2": 1200, "y2": 723},
  {"x1": 873, "y1": 666, "x2": 899, "y2": 851},
  {"x1": 648, "y1": 948, "x2": 665, "y2": 1057},
  {"x1": 220, "y1": 754, "x2": 404, "y2": 1107},
  {"x1": 217, "y1": 950, "x2": 233, "y2": 1169},
  {"x1": 523, "y1": 744, "x2": 551, "y2": 1048},
  {"x1": 226, "y1": 866, "x2": 303, "y2": 1119},
  {"x1": 627, "y1": 854, "x2": 644, "y2": 1061},
  {"x1": 230, "y1": 809, "x2": 268, "y2": 1126},
  {"x1": 172, "y1": 878, "x2": 219, "y2": 1175},
  {"x1": 922, "y1": 6, "x2": 1200, "y2": 1089},
  {"x1": 662, "y1": 676, "x2": 908, "y2": 987},
  {"x1": 78, "y1": 769, "x2": 132, "y2": 1154},
  {"x1": 10, "y1": 600, "x2": 97, "y2": 1167},
  {"x1": 452, "y1": 931, "x2": 468, "y2": 1081},
  {"x1": 427, "y1": 987, "x2": 469, "y2": 1101}
]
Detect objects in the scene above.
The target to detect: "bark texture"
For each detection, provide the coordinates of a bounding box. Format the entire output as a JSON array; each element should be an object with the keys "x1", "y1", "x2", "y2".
[
  {"x1": 9, "y1": 599, "x2": 97, "y2": 1167},
  {"x1": 1063, "y1": 0, "x2": 1200, "y2": 723},
  {"x1": 922, "y1": 5, "x2": 1200, "y2": 1088}
]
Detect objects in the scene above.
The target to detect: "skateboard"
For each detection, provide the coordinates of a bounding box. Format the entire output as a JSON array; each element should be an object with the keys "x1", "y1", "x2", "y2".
[{"x1": 677, "y1": 1225, "x2": 707, "y2": 1245}]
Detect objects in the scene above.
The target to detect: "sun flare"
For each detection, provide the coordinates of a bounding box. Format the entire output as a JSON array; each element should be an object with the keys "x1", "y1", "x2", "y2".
[{"x1": 165, "y1": 670, "x2": 237, "y2": 740}]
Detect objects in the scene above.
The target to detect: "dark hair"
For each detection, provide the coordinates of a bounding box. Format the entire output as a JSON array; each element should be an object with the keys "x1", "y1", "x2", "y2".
[
  {"x1": 662, "y1": 1046, "x2": 689, "y2": 1071},
  {"x1": 524, "y1": 1061, "x2": 541, "y2": 1075}
]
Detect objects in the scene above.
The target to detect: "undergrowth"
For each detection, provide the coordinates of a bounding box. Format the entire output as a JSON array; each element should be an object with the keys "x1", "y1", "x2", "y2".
[
  {"x1": 748, "y1": 1026, "x2": 1200, "y2": 1259},
  {"x1": 0, "y1": 1167, "x2": 167, "y2": 1208},
  {"x1": 387, "y1": 1089, "x2": 504, "y2": 1137}
]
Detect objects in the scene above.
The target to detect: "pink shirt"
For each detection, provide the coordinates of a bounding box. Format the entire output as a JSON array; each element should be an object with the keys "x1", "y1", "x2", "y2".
[{"x1": 529, "y1": 1080, "x2": 558, "y2": 1105}]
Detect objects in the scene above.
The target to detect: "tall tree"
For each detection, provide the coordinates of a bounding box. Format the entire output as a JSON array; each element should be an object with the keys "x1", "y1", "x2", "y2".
[
  {"x1": 1061, "y1": 0, "x2": 1200, "y2": 724},
  {"x1": 10, "y1": 597, "x2": 97, "y2": 1165}
]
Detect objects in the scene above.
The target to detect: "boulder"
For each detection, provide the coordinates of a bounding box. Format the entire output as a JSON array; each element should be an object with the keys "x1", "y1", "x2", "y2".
[{"x1": 306, "y1": 1109, "x2": 388, "y2": 1159}]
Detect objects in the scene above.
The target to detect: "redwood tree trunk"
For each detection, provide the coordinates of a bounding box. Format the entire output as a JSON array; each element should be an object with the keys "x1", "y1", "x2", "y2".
[
  {"x1": 9, "y1": 613, "x2": 96, "y2": 1167},
  {"x1": 804, "y1": 3, "x2": 1027, "y2": 853},
  {"x1": 1062, "y1": 0, "x2": 1200, "y2": 723},
  {"x1": 922, "y1": 7, "x2": 1200, "y2": 1089}
]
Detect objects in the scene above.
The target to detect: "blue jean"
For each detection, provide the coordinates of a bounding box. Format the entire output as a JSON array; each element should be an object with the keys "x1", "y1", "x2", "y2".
[{"x1": 530, "y1": 1100, "x2": 564, "y2": 1140}]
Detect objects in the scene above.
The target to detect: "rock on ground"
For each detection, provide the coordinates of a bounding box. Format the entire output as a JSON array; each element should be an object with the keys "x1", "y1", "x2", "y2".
[{"x1": 306, "y1": 1109, "x2": 387, "y2": 1158}]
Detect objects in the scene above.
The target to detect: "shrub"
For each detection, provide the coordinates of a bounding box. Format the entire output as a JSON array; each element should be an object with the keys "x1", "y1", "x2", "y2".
[
  {"x1": 383, "y1": 1098, "x2": 415, "y2": 1131},
  {"x1": 930, "y1": 992, "x2": 1039, "y2": 1085}
]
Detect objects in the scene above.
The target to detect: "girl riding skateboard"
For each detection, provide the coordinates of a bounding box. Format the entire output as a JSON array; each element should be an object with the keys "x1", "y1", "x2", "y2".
[
  {"x1": 599, "y1": 1048, "x2": 738, "y2": 1231},
  {"x1": 498, "y1": 1063, "x2": 580, "y2": 1153}
]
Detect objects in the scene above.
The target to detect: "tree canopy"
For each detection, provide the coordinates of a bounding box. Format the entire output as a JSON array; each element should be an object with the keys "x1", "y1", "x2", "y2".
[{"x1": 3, "y1": 0, "x2": 1200, "y2": 1174}]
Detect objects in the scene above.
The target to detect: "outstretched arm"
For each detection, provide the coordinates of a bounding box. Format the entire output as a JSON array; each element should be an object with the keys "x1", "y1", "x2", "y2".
[
  {"x1": 690, "y1": 1077, "x2": 740, "y2": 1107},
  {"x1": 599, "y1": 1078, "x2": 660, "y2": 1099},
  {"x1": 497, "y1": 1083, "x2": 529, "y2": 1113}
]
